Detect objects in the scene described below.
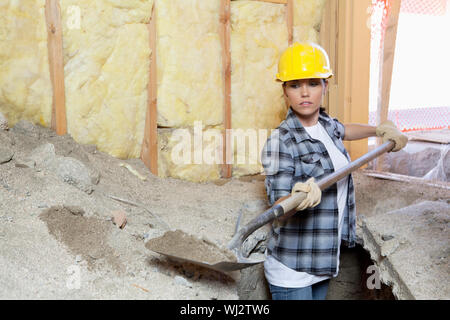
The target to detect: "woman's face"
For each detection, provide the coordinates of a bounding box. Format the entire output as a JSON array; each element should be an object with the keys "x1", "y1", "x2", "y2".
[{"x1": 283, "y1": 78, "x2": 327, "y2": 124}]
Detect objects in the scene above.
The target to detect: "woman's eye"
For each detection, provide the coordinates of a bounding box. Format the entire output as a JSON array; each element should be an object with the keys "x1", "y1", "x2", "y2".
[{"x1": 310, "y1": 81, "x2": 320, "y2": 86}]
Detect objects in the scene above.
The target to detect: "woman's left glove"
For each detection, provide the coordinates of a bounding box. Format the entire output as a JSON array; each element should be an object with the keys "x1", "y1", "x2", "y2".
[
  {"x1": 376, "y1": 120, "x2": 408, "y2": 152},
  {"x1": 291, "y1": 177, "x2": 322, "y2": 211}
]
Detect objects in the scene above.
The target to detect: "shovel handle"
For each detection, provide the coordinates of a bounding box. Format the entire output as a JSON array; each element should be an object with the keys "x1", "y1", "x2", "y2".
[{"x1": 227, "y1": 140, "x2": 394, "y2": 251}]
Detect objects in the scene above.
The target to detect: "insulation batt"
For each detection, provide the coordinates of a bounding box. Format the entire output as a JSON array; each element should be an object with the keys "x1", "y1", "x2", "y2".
[
  {"x1": 230, "y1": 0, "x2": 325, "y2": 177},
  {"x1": 156, "y1": 0, "x2": 223, "y2": 128},
  {"x1": 0, "y1": 0, "x2": 52, "y2": 127},
  {"x1": 158, "y1": 126, "x2": 223, "y2": 182},
  {"x1": 231, "y1": 1, "x2": 288, "y2": 176},
  {"x1": 293, "y1": 0, "x2": 326, "y2": 43},
  {"x1": 60, "y1": 0, "x2": 153, "y2": 159}
]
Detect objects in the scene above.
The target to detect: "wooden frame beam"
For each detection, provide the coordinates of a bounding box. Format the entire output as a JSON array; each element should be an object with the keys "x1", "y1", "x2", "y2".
[
  {"x1": 320, "y1": 0, "x2": 338, "y2": 114},
  {"x1": 377, "y1": 0, "x2": 402, "y2": 125},
  {"x1": 141, "y1": 2, "x2": 158, "y2": 175},
  {"x1": 45, "y1": 0, "x2": 67, "y2": 135},
  {"x1": 220, "y1": 0, "x2": 232, "y2": 178},
  {"x1": 376, "y1": 0, "x2": 402, "y2": 171},
  {"x1": 323, "y1": 0, "x2": 371, "y2": 162},
  {"x1": 287, "y1": 0, "x2": 294, "y2": 45}
]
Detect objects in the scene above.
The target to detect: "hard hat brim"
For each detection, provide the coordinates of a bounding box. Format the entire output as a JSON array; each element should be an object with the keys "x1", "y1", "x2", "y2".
[{"x1": 276, "y1": 72, "x2": 333, "y2": 82}]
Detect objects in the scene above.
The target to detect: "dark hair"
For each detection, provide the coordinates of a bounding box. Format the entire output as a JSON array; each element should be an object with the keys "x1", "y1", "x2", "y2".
[{"x1": 282, "y1": 78, "x2": 328, "y2": 87}]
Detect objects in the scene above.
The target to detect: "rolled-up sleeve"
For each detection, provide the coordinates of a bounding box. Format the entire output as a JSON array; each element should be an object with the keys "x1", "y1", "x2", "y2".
[
  {"x1": 333, "y1": 118, "x2": 346, "y2": 140},
  {"x1": 261, "y1": 134, "x2": 294, "y2": 205}
]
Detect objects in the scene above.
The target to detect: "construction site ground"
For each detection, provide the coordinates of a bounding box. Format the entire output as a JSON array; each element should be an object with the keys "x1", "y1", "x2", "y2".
[{"x1": 0, "y1": 122, "x2": 448, "y2": 299}]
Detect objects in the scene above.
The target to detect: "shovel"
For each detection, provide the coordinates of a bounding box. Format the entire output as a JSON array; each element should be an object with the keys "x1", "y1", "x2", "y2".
[{"x1": 147, "y1": 141, "x2": 395, "y2": 272}]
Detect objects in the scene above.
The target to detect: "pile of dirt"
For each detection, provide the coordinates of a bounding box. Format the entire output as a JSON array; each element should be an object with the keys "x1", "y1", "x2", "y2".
[
  {"x1": 39, "y1": 205, "x2": 123, "y2": 272},
  {"x1": 0, "y1": 120, "x2": 267, "y2": 299}
]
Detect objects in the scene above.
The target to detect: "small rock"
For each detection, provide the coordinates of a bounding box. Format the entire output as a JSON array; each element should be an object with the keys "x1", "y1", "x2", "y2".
[
  {"x1": 11, "y1": 120, "x2": 40, "y2": 139},
  {"x1": 15, "y1": 158, "x2": 36, "y2": 168},
  {"x1": 89, "y1": 168, "x2": 101, "y2": 185},
  {"x1": 241, "y1": 228, "x2": 268, "y2": 258},
  {"x1": 82, "y1": 144, "x2": 97, "y2": 154},
  {"x1": 64, "y1": 205, "x2": 85, "y2": 216},
  {"x1": 112, "y1": 210, "x2": 127, "y2": 229},
  {"x1": 174, "y1": 275, "x2": 192, "y2": 288},
  {"x1": 47, "y1": 156, "x2": 94, "y2": 194},
  {"x1": 381, "y1": 234, "x2": 395, "y2": 241},
  {"x1": 75, "y1": 255, "x2": 82, "y2": 263},
  {"x1": 29, "y1": 143, "x2": 56, "y2": 168},
  {"x1": 380, "y1": 238, "x2": 400, "y2": 257}
]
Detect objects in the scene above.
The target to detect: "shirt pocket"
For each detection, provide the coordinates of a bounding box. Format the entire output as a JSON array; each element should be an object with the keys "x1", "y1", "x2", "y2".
[{"x1": 298, "y1": 152, "x2": 325, "y2": 178}]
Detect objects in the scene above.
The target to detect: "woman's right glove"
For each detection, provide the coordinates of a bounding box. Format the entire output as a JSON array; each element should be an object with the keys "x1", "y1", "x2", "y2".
[
  {"x1": 291, "y1": 177, "x2": 322, "y2": 211},
  {"x1": 376, "y1": 120, "x2": 408, "y2": 152}
]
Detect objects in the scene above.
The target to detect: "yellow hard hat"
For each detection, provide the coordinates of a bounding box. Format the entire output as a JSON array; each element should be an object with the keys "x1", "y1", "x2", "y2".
[{"x1": 276, "y1": 42, "x2": 333, "y2": 82}]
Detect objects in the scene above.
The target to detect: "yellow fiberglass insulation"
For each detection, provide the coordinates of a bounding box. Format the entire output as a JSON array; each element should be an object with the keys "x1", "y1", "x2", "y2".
[
  {"x1": 156, "y1": 0, "x2": 223, "y2": 128},
  {"x1": 0, "y1": 0, "x2": 326, "y2": 182},
  {"x1": 230, "y1": 0, "x2": 325, "y2": 177},
  {"x1": 0, "y1": 0, "x2": 52, "y2": 127},
  {"x1": 293, "y1": 0, "x2": 326, "y2": 43},
  {"x1": 158, "y1": 126, "x2": 223, "y2": 182},
  {"x1": 60, "y1": 0, "x2": 153, "y2": 159}
]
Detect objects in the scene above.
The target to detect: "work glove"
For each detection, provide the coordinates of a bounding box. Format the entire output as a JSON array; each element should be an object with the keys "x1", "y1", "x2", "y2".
[
  {"x1": 376, "y1": 120, "x2": 408, "y2": 152},
  {"x1": 291, "y1": 177, "x2": 322, "y2": 211}
]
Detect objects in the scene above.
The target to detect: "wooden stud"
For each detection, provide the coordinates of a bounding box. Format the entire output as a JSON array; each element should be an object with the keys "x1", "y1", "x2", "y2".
[
  {"x1": 377, "y1": 0, "x2": 402, "y2": 125},
  {"x1": 45, "y1": 0, "x2": 67, "y2": 135},
  {"x1": 348, "y1": 0, "x2": 371, "y2": 161},
  {"x1": 336, "y1": 0, "x2": 351, "y2": 123},
  {"x1": 331, "y1": 0, "x2": 371, "y2": 163},
  {"x1": 287, "y1": 0, "x2": 294, "y2": 45},
  {"x1": 320, "y1": 0, "x2": 338, "y2": 114},
  {"x1": 376, "y1": 0, "x2": 401, "y2": 171},
  {"x1": 220, "y1": 0, "x2": 232, "y2": 179},
  {"x1": 141, "y1": 2, "x2": 158, "y2": 175}
]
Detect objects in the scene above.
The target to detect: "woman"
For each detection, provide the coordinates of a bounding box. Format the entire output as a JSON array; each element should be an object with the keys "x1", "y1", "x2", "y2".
[{"x1": 261, "y1": 42, "x2": 407, "y2": 300}]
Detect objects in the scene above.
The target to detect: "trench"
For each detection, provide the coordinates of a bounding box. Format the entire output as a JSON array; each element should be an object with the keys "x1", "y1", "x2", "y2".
[
  {"x1": 326, "y1": 244, "x2": 395, "y2": 300},
  {"x1": 237, "y1": 244, "x2": 396, "y2": 300}
]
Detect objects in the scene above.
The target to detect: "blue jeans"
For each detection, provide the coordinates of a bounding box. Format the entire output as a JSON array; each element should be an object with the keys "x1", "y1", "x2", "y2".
[{"x1": 269, "y1": 279, "x2": 330, "y2": 300}]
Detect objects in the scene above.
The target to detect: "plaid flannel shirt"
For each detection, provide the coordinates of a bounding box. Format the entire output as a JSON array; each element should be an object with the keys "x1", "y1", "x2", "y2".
[{"x1": 261, "y1": 107, "x2": 356, "y2": 276}]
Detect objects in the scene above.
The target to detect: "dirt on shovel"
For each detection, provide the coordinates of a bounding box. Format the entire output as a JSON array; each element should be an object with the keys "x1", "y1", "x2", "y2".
[{"x1": 145, "y1": 230, "x2": 237, "y2": 265}]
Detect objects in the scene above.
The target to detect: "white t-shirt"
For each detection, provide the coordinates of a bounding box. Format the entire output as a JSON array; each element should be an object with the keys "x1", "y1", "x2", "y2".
[{"x1": 264, "y1": 121, "x2": 349, "y2": 288}]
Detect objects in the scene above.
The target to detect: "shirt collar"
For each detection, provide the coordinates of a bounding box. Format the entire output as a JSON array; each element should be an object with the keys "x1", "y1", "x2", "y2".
[{"x1": 285, "y1": 107, "x2": 334, "y2": 143}]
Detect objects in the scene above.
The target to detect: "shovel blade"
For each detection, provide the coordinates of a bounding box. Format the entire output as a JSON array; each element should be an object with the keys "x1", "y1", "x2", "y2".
[{"x1": 148, "y1": 248, "x2": 264, "y2": 272}]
